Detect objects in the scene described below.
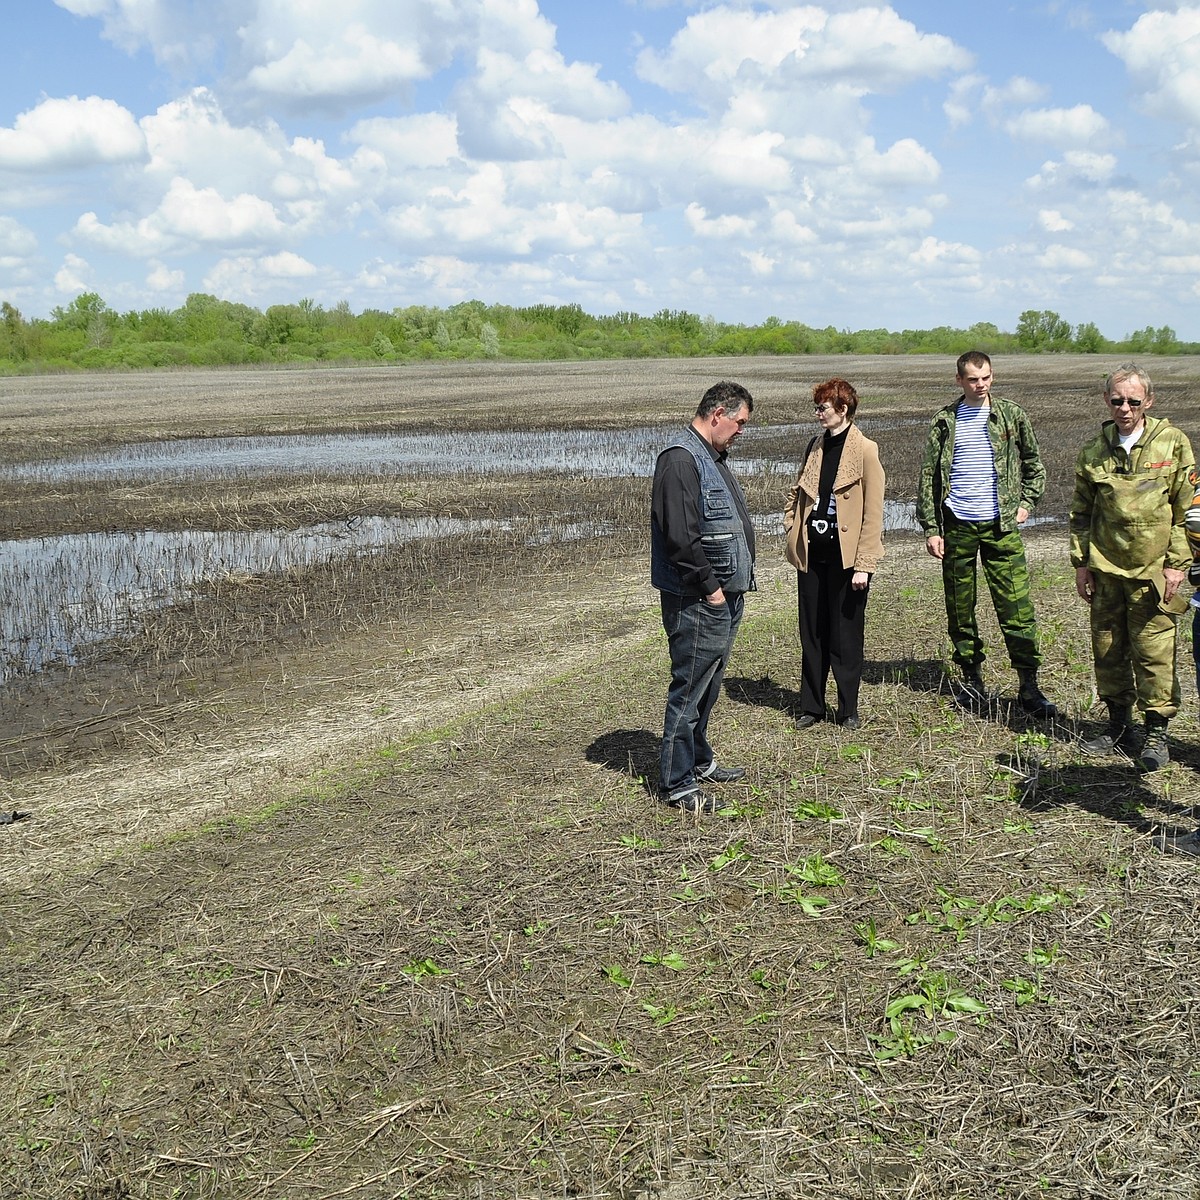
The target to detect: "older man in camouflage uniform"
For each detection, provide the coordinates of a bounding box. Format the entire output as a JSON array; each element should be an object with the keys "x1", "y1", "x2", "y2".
[{"x1": 1072, "y1": 362, "x2": 1195, "y2": 772}]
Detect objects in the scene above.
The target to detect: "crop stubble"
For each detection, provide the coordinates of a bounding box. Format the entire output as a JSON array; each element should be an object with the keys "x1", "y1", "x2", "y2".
[{"x1": 1, "y1": 356, "x2": 1200, "y2": 1199}]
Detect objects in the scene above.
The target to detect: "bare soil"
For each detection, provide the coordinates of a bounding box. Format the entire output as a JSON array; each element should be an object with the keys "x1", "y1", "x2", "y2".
[{"x1": 2, "y1": 358, "x2": 1199, "y2": 1199}]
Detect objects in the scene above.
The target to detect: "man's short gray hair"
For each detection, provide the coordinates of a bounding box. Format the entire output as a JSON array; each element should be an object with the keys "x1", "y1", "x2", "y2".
[{"x1": 1104, "y1": 362, "x2": 1154, "y2": 400}]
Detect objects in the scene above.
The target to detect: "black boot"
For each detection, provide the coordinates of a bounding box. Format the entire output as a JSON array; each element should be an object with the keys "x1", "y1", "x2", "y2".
[
  {"x1": 1016, "y1": 670, "x2": 1057, "y2": 719},
  {"x1": 1081, "y1": 703, "x2": 1134, "y2": 756},
  {"x1": 955, "y1": 665, "x2": 987, "y2": 708},
  {"x1": 1138, "y1": 714, "x2": 1170, "y2": 773}
]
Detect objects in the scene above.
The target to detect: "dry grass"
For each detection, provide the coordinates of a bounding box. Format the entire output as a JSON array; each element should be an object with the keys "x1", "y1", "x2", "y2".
[{"x1": 2, "y1": 358, "x2": 1200, "y2": 1198}]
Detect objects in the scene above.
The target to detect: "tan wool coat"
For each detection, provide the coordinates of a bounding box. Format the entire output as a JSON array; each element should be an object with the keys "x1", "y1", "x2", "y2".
[{"x1": 784, "y1": 423, "x2": 886, "y2": 574}]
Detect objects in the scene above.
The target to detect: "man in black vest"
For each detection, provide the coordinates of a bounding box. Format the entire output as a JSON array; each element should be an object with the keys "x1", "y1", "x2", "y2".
[{"x1": 650, "y1": 381, "x2": 756, "y2": 812}]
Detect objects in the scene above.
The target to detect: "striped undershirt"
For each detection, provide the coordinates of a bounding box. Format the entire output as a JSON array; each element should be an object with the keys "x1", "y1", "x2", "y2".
[{"x1": 946, "y1": 400, "x2": 999, "y2": 521}]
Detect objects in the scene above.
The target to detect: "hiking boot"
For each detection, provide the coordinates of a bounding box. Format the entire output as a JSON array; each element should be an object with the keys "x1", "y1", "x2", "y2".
[
  {"x1": 1163, "y1": 828, "x2": 1200, "y2": 857},
  {"x1": 954, "y1": 666, "x2": 988, "y2": 708},
  {"x1": 1016, "y1": 670, "x2": 1057, "y2": 720},
  {"x1": 1081, "y1": 704, "x2": 1135, "y2": 756},
  {"x1": 1137, "y1": 715, "x2": 1170, "y2": 774},
  {"x1": 663, "y1": 787, "x2": 720, "y2": 814},
  {"x1": 699, "y1": 763, "x2": 747, "y2": 784}
]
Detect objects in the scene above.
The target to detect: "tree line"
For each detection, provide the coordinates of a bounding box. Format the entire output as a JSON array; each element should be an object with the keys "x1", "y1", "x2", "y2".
[{"x1": 0, "y1": 293, "x2": 1190, "y2": 371}]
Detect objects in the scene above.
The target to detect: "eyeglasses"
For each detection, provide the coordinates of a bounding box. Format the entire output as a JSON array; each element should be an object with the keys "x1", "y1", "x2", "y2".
[
  {"x1": 814, "y1": 403, "x2": 833, "y2": 414},
  {"x1": 1108, "y1": 395, "x2": 1144, "y2": 408}
]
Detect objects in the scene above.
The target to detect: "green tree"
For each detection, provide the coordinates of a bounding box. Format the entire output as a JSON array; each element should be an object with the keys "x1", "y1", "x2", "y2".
[
  {"x1": 1153, "y1": 325, "x2": 1180, "y2": 354},
  {"x1": 1073, "y1": 321, "x2": 1106, "y2": 353},
  {"x1": 1016, "y1": 310, "x2": 1072, "y2": 351},
  {"x1": 1, "y1": 301, "x2": 27, "y2": 361}
]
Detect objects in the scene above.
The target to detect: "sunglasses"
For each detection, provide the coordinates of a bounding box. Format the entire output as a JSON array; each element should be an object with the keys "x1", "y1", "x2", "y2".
[
  {"x1": 814, "y1": 403, "x2": 833, "y2": 413},
  {"x1": 1108, "y1": 395, "x2": 1144, "y2": 408}
]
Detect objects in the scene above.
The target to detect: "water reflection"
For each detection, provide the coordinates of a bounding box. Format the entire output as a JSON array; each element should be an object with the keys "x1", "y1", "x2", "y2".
[
  {"x1": 2, "y1": 429, "x2": 691, "y2": 483},
  {"x1": 0, "y1": 423, "x2": 974, "y2": 681},
  {"x1": 1, "y1": 424, "x2": 850, "y2": 484}
]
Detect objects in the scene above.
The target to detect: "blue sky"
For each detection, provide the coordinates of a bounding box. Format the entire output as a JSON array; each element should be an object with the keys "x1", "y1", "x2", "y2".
[{"x1": 3, "y1": 1, "x2": 1200, "y2": 338}]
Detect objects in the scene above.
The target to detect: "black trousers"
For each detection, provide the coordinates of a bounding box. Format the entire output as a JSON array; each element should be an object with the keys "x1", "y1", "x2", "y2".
[{"x1": 797, "y1": 558, "x2": 868, "y2": 722}]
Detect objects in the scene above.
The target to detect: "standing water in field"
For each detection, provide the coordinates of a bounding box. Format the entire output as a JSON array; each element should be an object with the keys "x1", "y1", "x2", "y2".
[
  {"x1": 0, "y1": 517, "x2": 507, "y2": 681},
  {"x1": 0, "y1": 423, "x2": 933, "y2": 681}
]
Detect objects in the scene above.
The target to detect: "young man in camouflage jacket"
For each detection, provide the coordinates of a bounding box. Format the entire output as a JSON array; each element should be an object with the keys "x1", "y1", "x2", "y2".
[
  {"x1": 917, "y1": 351, "x2": 1054, "y2": 717},
  {"x1": 1071, "y1": 362, "x2": 1195, "y2": 773}
]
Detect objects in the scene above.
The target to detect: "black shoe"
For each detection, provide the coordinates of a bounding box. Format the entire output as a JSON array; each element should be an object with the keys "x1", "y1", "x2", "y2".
[
  {"x1": 699, "y1": 763, "x2": 747, "y2": 784},
  {"x1": 1016, "y1": 672, "x2": 1057, "y2": 720},
  {"x1": 954, "y1": 668, "x2": 987, "y2": 708},
  {"x1": 795, "y1": 713, "x2": 821, "y2": 730},
  {"x1": 839, "y1": 716, "x2": 861, "y2": 730},
  {"x1": 1081, "y1": 704, "x2": 1135, "y2": 756},
  {"x1": 1163, "y1": 828, "x2": 1200, "y2": 856},
  {"x1": 1137, "y1": 718, "x2": 1170, "y2": 773},
  {"x1": 663, "y1": 788, "x2": 719, "y2": 813}
]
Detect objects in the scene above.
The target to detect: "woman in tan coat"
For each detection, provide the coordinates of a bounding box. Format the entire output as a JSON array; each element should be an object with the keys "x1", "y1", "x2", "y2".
[{"x1": 783, "y1": 378, "x2": 885, "y2": 729}]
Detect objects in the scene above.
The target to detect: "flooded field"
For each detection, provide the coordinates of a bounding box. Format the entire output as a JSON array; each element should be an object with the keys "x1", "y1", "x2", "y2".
[
  {"x1": 0, "y1": 406, "x2": 933, "y2": 682},
  {"x1": 2, "y1": 353, "x2": 1198, "y2": 739}
]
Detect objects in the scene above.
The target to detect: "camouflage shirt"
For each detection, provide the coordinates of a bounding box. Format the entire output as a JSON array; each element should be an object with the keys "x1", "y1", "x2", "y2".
[
  {"x1": 1070, "y1": 415, "x2": 1195, "y2": 578},
  {"x1": 916, "y1": 395, "x2": 1046, "y2": 537}
]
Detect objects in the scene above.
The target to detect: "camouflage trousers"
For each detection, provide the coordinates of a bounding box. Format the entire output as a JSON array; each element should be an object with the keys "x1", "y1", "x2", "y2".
[
  {"x1": 941, "y1": 513, "x2": 1041, "y2": 671},
  {"x1": 1089, "y1": 572, "x2": 1180, "y2": 718}
]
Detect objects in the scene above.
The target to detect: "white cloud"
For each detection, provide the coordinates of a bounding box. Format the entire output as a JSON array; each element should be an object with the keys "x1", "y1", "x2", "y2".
[
  {"x1": 1039, "y1": 209, "x2": 1074, "y2": 233},
  {"x1": 1026, "y1": 150, "x2": 1117, "y2": 189},
  {"x1": 0, "y1": 96, "x2": 146, "y2": 171},
  {"x1": 745, "y1": 250, "x2": 775, "y2": 276},
  {"x1": 0, "y1": 217, "x2": 38, "y2": 257},
  {"x1": 146, "y1": 260, "x2": 184, "y2": 291},
  {"x1": 637, "y1": 5, "x2": 969, "y2": 98},
  {"x1": 54, "y1": 252, "x2": 92, "y2": 294},
  {"x1": 245, "y1": 25, "x2": 427, "y2": 105},
  {"x1": 1102, "y1": 7, "x2": 1200, "y2": 125},
  {"x1": 1004, "y1": 104, "x2": 1110, "y2": 146},
  {"x1": 769, "y1": 210, "x2": 818, "y2": 245},
  {"x1": 140, "y1": 89, "x2": 287, "y2": 193},
  {"x1": 54, "y1": 0, "x2": 220, "y2": 68},
  {"x1": 202, "y1": 250, "x2": 321, "y2": 299},
  {"x1": 75, "y1": 177, "x2": 289, "y2": 256},
  {"x1": 349, "y1": 114, "x2": 460, "y2": 170},
  {"x1": 685, "y1": 203, "x2": 756, "y2": 238},
  {"x1": 981, "y1": 76, "x2": 1049, "y2": 116},
  {"x1": 856, "y1": 138, "x2": 940, "y2": 186},
  {"x1": 1037, "y1": 244, "x2": 1093, "y2": 270},
  {"x1": 944, "y1": 74, "x2": 984, "y2": 128},
  {"x1": 260, "y1": 251, "x2": 317, "y2": 277},
  {"x1": 908, "y1": 236, "x2": 982, "y2": 270}
]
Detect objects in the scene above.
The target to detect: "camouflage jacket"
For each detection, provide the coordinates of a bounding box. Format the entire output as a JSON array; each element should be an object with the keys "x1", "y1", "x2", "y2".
[
  {"x1": 916, "y1": 395, "x2": 1046, "y2": 536},
  {"x1": 1069, "y1": 416, "x2": 1195, "y2": 579}
]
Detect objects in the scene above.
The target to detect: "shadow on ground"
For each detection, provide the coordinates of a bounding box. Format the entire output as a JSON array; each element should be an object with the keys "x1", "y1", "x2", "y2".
[
  {"x1": 1004, "y1": 752, "x2": 1198, "y2": 839},
  {"x1": 585, "y1": 728, "x2": 659, "y2": 792},
  {"x1": 724, "y1": 674, "x2": 800, "y2": 718}
]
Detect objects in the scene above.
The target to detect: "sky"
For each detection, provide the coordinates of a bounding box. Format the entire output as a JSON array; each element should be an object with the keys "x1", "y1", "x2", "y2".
[{"x1": 3, "y1": 1, "x2": 1200, "y2": 338}]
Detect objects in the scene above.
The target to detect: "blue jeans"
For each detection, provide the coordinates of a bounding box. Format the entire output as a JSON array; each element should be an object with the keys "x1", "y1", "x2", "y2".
[{"x1": 659, "y1": 591, "x2": 744, "y2": 797}]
